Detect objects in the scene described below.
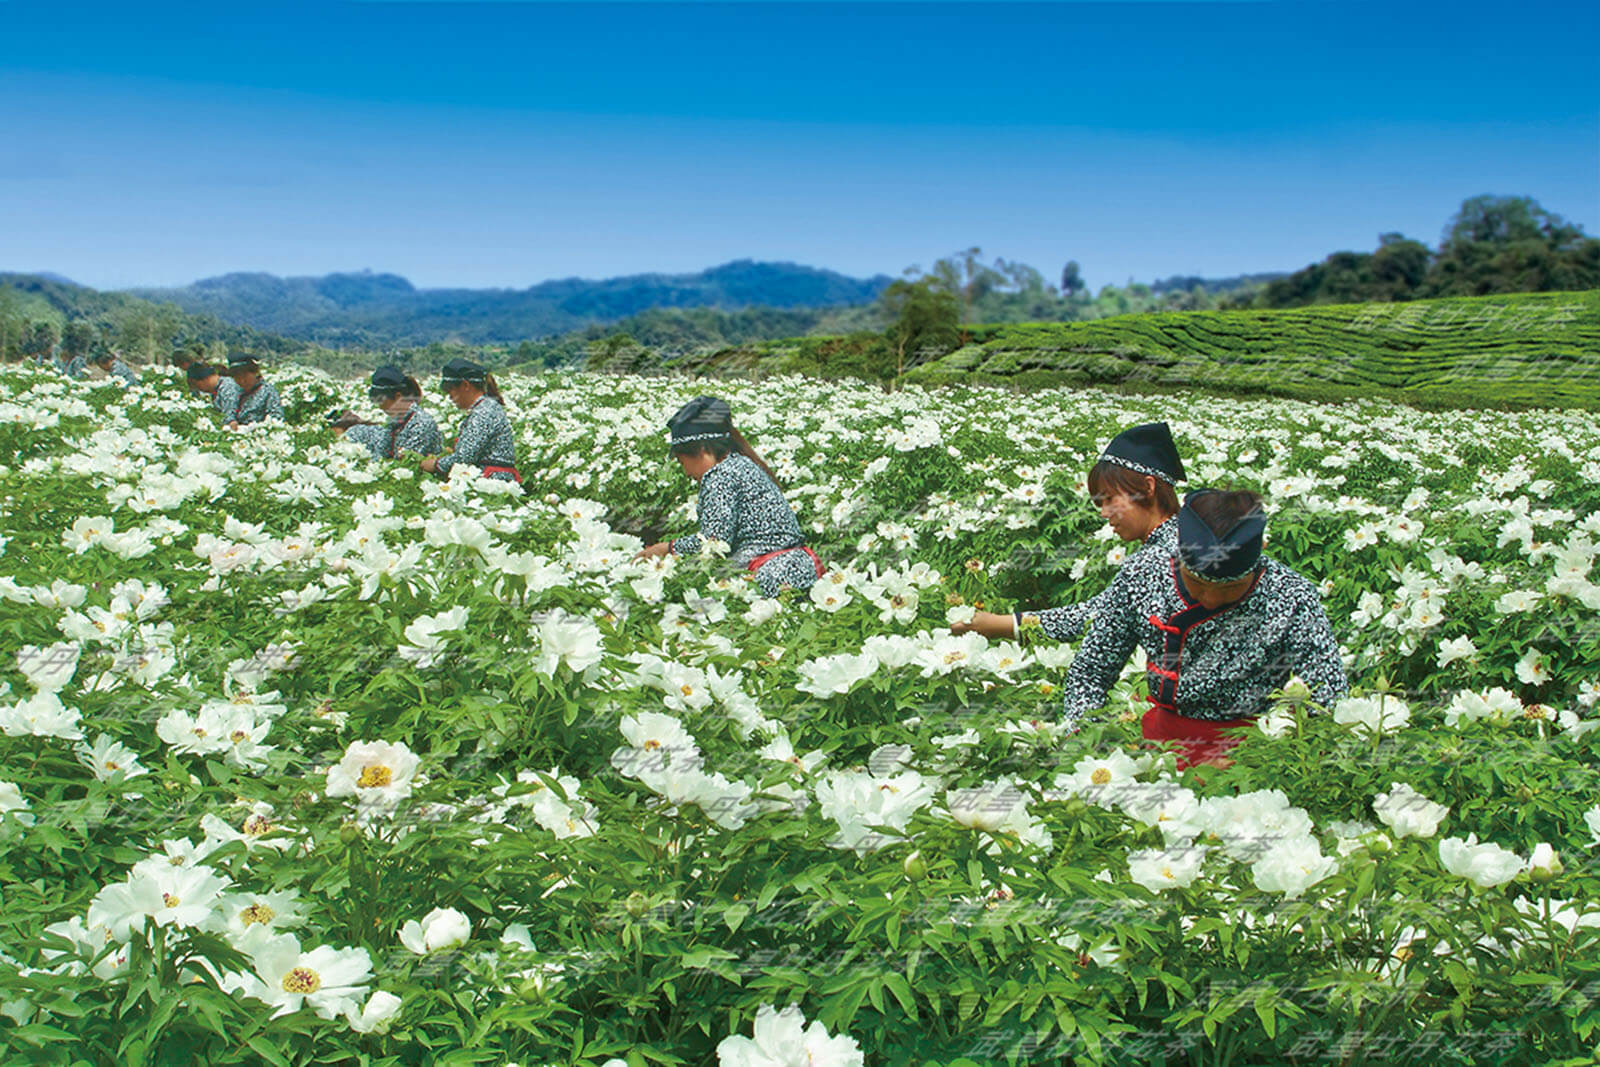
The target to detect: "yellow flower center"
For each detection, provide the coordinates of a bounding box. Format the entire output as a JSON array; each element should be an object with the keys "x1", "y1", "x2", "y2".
[
  {"x1": 162, "y1": 893, "x2": 180, "y2": 908},
  {"x1": 104, "y1": 760, "x2": 121, "y2": 771},
  {"x1": 1090, "y1": 768, "x2": 1112, "y2": 786},
  {"x1": 357, "y1": 764, "x2": 393, "y2": 788},
  {"x1": 643, "y1": 739, "x2": 661, "y2": 751},
  {"x1": 230, "y1": 730, "x2": 248, "y2": 743},
  {"x1": 943, "y1": 651, "x2": 966, "y2": 665},
  {"x1": 281, "y1": 967, "x2": 321, "y2": 994},
  {"x1": 240, "y1": 904, "x2": 276, "y2": 926},
  {"x1": 680, "y1": 684, "x2": 694, "y2": 697},
  {"x1": 1161, "y1": 867, "x2": 1174, "y2": 880},
  {"x1": 243, "y1": 815, "x2": 272, "y2": 836}
]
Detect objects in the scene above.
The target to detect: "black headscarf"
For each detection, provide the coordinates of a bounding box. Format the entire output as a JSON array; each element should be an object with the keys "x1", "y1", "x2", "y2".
[
  {"x1": 439, "y1": 358, "x2": 487, "y2": 391},
  {"x1": 667, "y1": 396, "x2": 733, "y2": 445},
  {"x1": 1100, "y1": 422, "x2": 1186, "y2": 485},
  {"x1": 1177, "y1": 489, "x2": 1265, "y2": 582}
]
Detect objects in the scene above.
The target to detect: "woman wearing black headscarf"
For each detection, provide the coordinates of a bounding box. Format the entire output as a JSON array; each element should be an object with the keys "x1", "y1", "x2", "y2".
[
  {"x1": 419, "y1": 358, "x2": 519, "y2": 482},
  {"x1": 956, "y1": 422, "x2": 1186, "y2": 640},
  {"x1": 219, "y1": 354, "x2": 285, "y2": 427},
  {"x1": 636, "y1": 396, "x2": 822, "y2": 597},
  {"x1": 337, "y1": 366, "x2": 443, "y2": 461},
  {"x1": 1059, "y1": 488, "x2": 1347, "y2": 767}
]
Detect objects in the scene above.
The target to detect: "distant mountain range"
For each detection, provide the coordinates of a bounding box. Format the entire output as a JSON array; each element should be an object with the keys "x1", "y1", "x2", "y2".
[{"x1": 126, "y1": 260, "x2": 895, "y2": 347}]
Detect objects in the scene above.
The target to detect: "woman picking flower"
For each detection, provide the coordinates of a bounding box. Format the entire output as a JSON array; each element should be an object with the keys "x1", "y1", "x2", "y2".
[
  {"x1": 419, "y1": 358, "x2": 520, "y2": 482},
  {"x1": 219, "y1": 353, "x2": 285, "y2": 427},
  {"x1": 1059, "y1": 487, "x2": 1347, "y2": 768},
  {"x1": 336, "y1": 366, "x2": 443, "y2": 461},
  {"x1": 954, "y1": 421, "x2": 1184, "y2": 640},
  {"x1": 636, "y1": 395, "x2": 822, "y2": 598}
]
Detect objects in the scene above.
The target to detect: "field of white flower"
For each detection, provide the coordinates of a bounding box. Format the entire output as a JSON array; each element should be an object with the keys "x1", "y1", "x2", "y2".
[{"x1": 1, "y1": 362, "x2": 1598, "y2": 1066}]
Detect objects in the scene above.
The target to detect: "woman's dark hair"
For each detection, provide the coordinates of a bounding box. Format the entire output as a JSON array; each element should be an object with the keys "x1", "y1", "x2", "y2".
[
  {"x1": 482, "y1": 373, "x2": 503, "y2": 404},
  {"x1": 671, "y1": 427, "x2": 780, "y2": 486},
  {"x1": 187, "y1": 363, "x2": 216, "y2": 382},
  {"x1": 1086, "y1": 460, "x2": 1179, "y2": 516},
  {"x1": 1187, "y1": 488, "x2": 1264, "y2": 536}
]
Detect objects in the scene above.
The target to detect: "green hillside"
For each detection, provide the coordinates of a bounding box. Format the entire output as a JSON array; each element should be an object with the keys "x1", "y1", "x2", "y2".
[{"x1": 676, "y1": 291, "x2": 1600, "y2": 409}]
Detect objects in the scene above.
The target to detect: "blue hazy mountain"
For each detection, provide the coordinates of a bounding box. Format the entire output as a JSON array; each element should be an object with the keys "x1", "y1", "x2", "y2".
[{"x1": 129, "y1": 261, "x2": 895, "y2": 346}]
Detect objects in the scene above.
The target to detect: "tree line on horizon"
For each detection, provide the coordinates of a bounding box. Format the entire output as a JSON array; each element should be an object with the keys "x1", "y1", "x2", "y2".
[{"x1": 2, "y1": 194, "x2": 1593, "y2": 377}]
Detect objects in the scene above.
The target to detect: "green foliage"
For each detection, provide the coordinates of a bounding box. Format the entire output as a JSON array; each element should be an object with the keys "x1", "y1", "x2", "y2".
[
  {"x1": 882, "y1": 279, "x2": 961, "y2": 378},
  {"x1": 1255, "y1": 195, "x2": 1599, "y2": 309}
]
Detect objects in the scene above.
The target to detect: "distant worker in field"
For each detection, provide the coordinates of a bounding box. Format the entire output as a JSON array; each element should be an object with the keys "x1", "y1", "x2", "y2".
[
  {"x1": 86, "y1": 350, "x2": 139, "y2": 386},
  {"x1": 635, "y1": 395, "x2": 824, "y2": 598},
  {"x1": 171, "y1": 344, "x2": 203, "y2": 375},
  {"x1": 953, "y1": 422, "x2": 1185, "y2": 641},
  {"x1": 419, "y1": 358, "x2": 520, "y2": 482},
  {"x1": 1059, "y1": 488, "x2": 1347, "y2": 768},
  {"x1": 333, "y1": 366, "x2": 444, "y2": 461},
  {"x1": 219, "y1": 353, "x2": 285, "y2": 427},
  {"x1": 186, "y1": 362, "x2": 240, "y2": 419}
]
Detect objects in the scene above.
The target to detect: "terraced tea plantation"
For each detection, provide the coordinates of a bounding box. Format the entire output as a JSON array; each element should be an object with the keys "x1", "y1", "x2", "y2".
[{"x1": 906, "y1": 291, "x2": 1600, "y2": 407}]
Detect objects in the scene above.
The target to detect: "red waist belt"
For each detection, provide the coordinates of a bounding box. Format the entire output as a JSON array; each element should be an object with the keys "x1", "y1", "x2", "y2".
[
  {"x1": 1141, "y1": 703, "x2": 1253, "y2": 770},
  {"x1": 747, "y1": 545, "x2": 824, "y2": 577},
  {"x1": 480, "y1": 465, "x2": 522, "y2": 483}
]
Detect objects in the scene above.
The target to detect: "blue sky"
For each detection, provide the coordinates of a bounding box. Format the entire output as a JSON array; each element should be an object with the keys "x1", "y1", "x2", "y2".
[{"x1": 1, "y1": 1, "x2": 1595, "y2": 291}]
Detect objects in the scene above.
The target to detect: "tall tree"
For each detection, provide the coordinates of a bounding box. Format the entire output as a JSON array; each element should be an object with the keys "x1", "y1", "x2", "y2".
[
  {"x1": 117, "y1": 302, "x2": 183, "y2": 364},
  {"x1": 0, "y1": 288, "x2": 20, "y2": 360},
  {"x1": 61, "y1": 320, "x2": 97, "y2": 364},
  {"x1": 1060, "y1": 260, "x2": 1085, "y2": 297},
  {"x1": 880, "y1": 278, "x2": 959, "y2": 379},
  {"x1": 22, "y1": 320, "x2": 61, "y2": 363}
]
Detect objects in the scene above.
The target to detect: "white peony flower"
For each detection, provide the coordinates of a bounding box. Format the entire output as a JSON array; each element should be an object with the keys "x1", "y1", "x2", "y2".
[
  {"x1": 1250, "y1": 835, "x2": 1337, "y2": 898},
  {"x1": 398, "y1": 907, "x2": 472, "y2": 955},
  {"x1": 1439, "y1": 834, "x2": 1524, "y2": 888},
  {"x1": 1127, "y1": 844, "x2": 1209, "y2": 892},
  {"x1": 1444, "y1": 687, "x2": 1522, "y2": 727},
  {"x1": 795, "y1": 652, "x2": 879, "y2": 698},
  {"x1": 325, "y1": 740, "x2": 421, "y2": 815},
  {"x1": 1332, "y1": 694, "x2": 1411, "y2": 736},
  {"x1": 0, "y1": 780, "x2": 34, "y2": 828},
  {"x1": 532, "y1": 608, "x2": 605, "y2": 676},
  {"x1": 1435, "y1": 636, "x2": 1478, "y2": 668},
  {"x1": 74, "y1": 733, "x2": 150, "y2": 782},
  {"x1": 0, "y1": 691, "x2": 85, "y2": 740},
  {"x1": 17, "y1": 642, "x2": 81, "y2": 694},
  {"x1": 809, "y1": 582, "x2": 853, "y2": 612},
  {"x1": 716, "y1": 1004, "x2": 864, "y2": 1067},
  {"x1": 1053, "y1": 750, "x2": 1149, "y2": 809},
  {"x1": 397, "y1": 606, "x2": 470, "y2": 669},
  {"x1": 222, "y1": 933, "x2": 373, "y2": 1020},
  {"x1": 814, "y1": 769, "x2": 938, "y2": 854},
  {"x1": 347, "y1": 989, "x2": 403, "y2": 1034},
  {"x1": 1584, "y1": 805, "x2": 1600, "y2": 848},
  {"x1": 88, "y1": 864, "x2": 233, "y2": 941},
  {"x1": 1514, "y1": 647, "x2": 1552, "y2": 686},
  {"x1": 1372, "y1": 782, "x2": 1449, "y2": 839}
]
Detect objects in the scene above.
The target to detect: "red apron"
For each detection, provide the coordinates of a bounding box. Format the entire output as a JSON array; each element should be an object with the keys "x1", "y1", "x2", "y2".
[
  {"x1": 1141, "y1": 705, "x2": 1254, "y2": 770},
  {"x1": 1143, "y1": 562, "x2": 1263, "y2": 769},
  {"x1": 747, "y1": 545, "x2": 825, "y2": 577},
  {"x1": 449, "y1": 431, "x2": 521, "y2": 483}
]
